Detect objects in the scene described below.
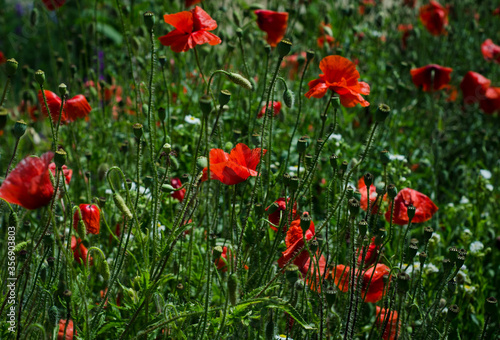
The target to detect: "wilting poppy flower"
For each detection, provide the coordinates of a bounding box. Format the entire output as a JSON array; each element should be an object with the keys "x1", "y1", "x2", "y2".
[
  {"x1": 258, "y1": 101, "x2": 282, "y2": 119},
  {"x1": 57, "y1": 319, "x2": 76, "y2": 340},
  {"x1": 214, "y1": 246, "x2": 248, "y2": 272},
  {"x1": 38, "y1": 90, "x2": 92, "y2": 124},
  {"x1": 73, "y1": 204, "x2": 100, "y2": 234},
  {"x1": 410, "y1": 64, "x2": 453, "y2": 92},
  {"x1": 158, "y1": 6, "x2": 221, "y2": 53},
  {"x1": 376, "y1": 307, "x2": 401, "y2": 340},
  {"x1": 43, "y1": 0, "x2": 66, "y2": 11},
  {"x1": 332, "y1": 263, "x2": 390, "y2": 303},
  {"x1": 71, "y1": 236, "x2": 92, "y2": 265},
  {"x1": 277, "y1": 216, "x2": 315, "y2": 271},
  {"x1": 202, "y1": 143, "x2": 266, "y2": 185},
  {"x1": 254, "y1": 10, "x2": 289, "y2": 47},
  {"x1": 480, "y1": 87, "x2": 500, "y2": 114},
  {"x1": 0, "y1": 152, "x2": 71, "y2": 210},
  {"x1": 266, "y1": 197, "x2": 298, "y2": 232},
  {"x1": 0, "y1": 51, "x2": 6, "y2": 64},
  {"x1": 305, "y1": 55, "x2": 370, "y2": 108},
  {"x1": 398, "y1": 24, "x2": 413, "y2": 50},
  {"x1": 419, "y1": 1, "x2": 448, "y2": 36},
  {"x1": 460, "y1": 71, "x2": 491, "y2": 105},
  {"x1": 170, "y1": 178, "x2": 186, "y2": 202},
  {"x1": 358, "y1": 237, "x2": 379, "y2": 268},
  {"x1": 481, "y1": 39, "x2": 500, "y2": 64},
  {"x1": 385, "y1": 188, "x2": 438, "y2": 225},
  {"x1": 185, "y1": 0, "x2": 201, "y2": 7}
]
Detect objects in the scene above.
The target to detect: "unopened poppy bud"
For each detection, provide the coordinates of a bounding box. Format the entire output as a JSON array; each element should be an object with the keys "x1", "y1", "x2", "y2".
[
  {"x1": 448, "y1": 246, "x2": 458, "y2": 262},
  {"x1": 227, "y1": 274, "x2": 239, "y2": 306},
  {"x1": 443, "y1": 258, "x2": 453, "y2": 272},
  {"x1": 330, "y1": 154, "x2": 338, "y2": 170},
  {"x1": 407, "y1": 204, "x2": 416, "y2": 221},
  {"x1": 30, "y1": 7, "x2": 39, "y2": 26},
  {"x1": 423, "y1": 227, "x2": 434, "y2": 243},
  {"x1": 363, "y1": 172, "x2": 374, "y2": 187},
  {"x1": 285, "y1": 264, "x2": 299, "y2": 284},
  {"x1": 226, "y1": 72, "x2": 252, "y2": 90},
  {"x1": 297, "y1": 138, "x2": 308, "y2": 154},
  {"x1": 213, "y1": 246, "x2": 223, "y2": 261},
  {"x1": 340, "y1": 160, "x2": 348, "y2": 176},
  {"x1": 54, "y1": 150, "x2": 67, "y2": 168},
  {"x1": 380, "y1": 150, "x2": 390, "y2": 165},
  {"x1": 447, "y1": 279, "x2": 456, "y2": 295},
  {"x1": 300, "y1": 212, "x2": 312, "y2": 231},
  {"x1": 161, "y1": 184, "x2": 175, "y2": 193},
  {"x1": 100, "y1": 259, "x2": 110, "y2": 282},
  {"x1": 199, "y1": 95, "x2": 212, "y2": 116},
  {"x1": 387, "y1": 184, "x2": 397, "y2": 199},
  {"x1": 447, "y1": 304, "x2": 460, "y2": 321},
  {"x1": 113, "y1": 193, "x2": 133, "y2": 219},
  {"x1": 485, "y1": 297, "x2": 497, "y2": 316},
  {"x1": 143, "y1": 11, "x2": 155, "y2": 32},
  {"x1": 408, "y1": 243, "x2": 418, "y2": 259},
  {"x1": 158, "y1": 107, "x2": 166, "y2": 121},
  {"x1": 133, "y1": 123, "x2": 143, "y2": 139},
  {"x1": 290, "y1": 176, "x2": 299, "y2": 192},
  {"x1": 283, "y1": 89, "x2": 294, "y2": 108},
  {"x1": 283, "y1": 173, "x2": 291, "y2": 186},
  {"x1": 6, "y1": 58, "x2": 18, "y2": 77},
  {"x1": 48, "y1": 306, "x2": 59, "y2": 327},
  {"x1": 397, "y1": 273, "x2": 410, "y2": 294},
  {"x1": 197, "y1": 156, "x2": 208, "y2": 169},
  {"x1": 158, "y1": 56, "x2": 167, "y2": 67},
  {"x1": 63, "y1": 289, "x2": 72, "y2": 303},
  {"x1": 13, "y1": 120, "x2": 27, "y2": 139},
  {"x1": 419, "y1": 252, "x2": 427, "y2": 265},
  {"x1": 375, "y1": 103, "x2": 391, "y2": 122},
  {"x1": 277, "y1": 39, "x2": 293, "y2": 57},
  {"x1": 306, "y1": 49, "x2": 315, "y2": 62},
  {"x1": 358, "y1": 219, "x2": 368, "y2": 236},
  {"x1": 77, "y1": 219, "x2": 86, "y2": 240},
  {"x1": 58, "y1": 83, "x2": 68, "y2": 97}
]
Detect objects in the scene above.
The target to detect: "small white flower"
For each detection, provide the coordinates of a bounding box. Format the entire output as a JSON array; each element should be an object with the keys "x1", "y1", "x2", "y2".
[
  {"x1": 424, "y1": 263, "x2": 439, "y2": 274},
  {"x1": 469, "y1": 241, "x2": 484, "y2": 254},
  {"x1": 276, "y1": 336, "x2": 293, "y2": 340},
  {"x1": 329, "y1": 133, "x2": 342, "y2": 141},
  {"x1": 184, "y1": 115, "x2": 201, "y2": 125},
  {"x1": 464, "y1": 285, "x2": 476, "y2": 294},
  {"x1": 486, "y1": 184, "x2": 494, "y2": 191},
  {"x1": 459, "y1": 196, "x2": 470, "y2": 204},
  {"x1": 479, "y1": 169, "x2": 492, "y2": 180},
  {"x1": 389, "y1": 154, "x2": 408, "y2": 162},
  {"x1": 430, "y1": 233, "x2": 441, "y2": 243},
  {"x1": 288, "y1": 165, "x2": 305, "y2": 173}
]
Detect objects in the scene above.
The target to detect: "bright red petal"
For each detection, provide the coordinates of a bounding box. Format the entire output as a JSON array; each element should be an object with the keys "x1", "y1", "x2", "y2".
[
  {"x1": 362, "y1": 263, "x2": 390, "y2": 303},
  {"x1": 192, "y1": 6, "x2": 218, "y2": 31},
  {"x1": 385, "y1": 188, "x2": 438, "y2": 225},
  {"x1": 163, "y1": 11, "x2": 193, "y2": 33},
  {"x1": 319, "y1": 55, "x2": 360, "y2": 86},
  {"x1": 191, "y1": 30, "x2": 221, "y2": 46},
  {"x1": 305, "y1": 79, "x2": 329, "y2": 99},
  {"x1": 65, "y1": 95, "x2": 92, "y2": 121},
  {"x1": 254, "y1": 10, "x2": 289, "y2": 47},
  {"x1": 460, "y1": 71, "x2": 491, "y2": 105}
]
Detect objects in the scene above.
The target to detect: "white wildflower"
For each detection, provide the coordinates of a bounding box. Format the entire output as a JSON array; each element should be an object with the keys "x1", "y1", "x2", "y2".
[
  {"x1": 469, "y1": 241, "x2": 484, "y2": 254},
  {"x1": 184, "y1": 115, "x2": 201, "y2": 125},
  {"x1": 479, "y1": 169, "x2": 492, "y2": 180}
]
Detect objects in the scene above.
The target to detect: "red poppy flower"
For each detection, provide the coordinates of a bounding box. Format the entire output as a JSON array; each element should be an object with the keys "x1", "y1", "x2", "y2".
[
  {"x1": 170, "y1": 178, "x2": 186, "y2": 202},
  {"x1": 158, "y1": 6, "x2": 221, "y2": 53},
  {"x1": 305, "y1": 55, "x2": 370, "y2": 108},
  {"x1": 376, "y1": 307, "x2": 401, "y2": 340},
  {"x1": 0, "y1": 51, "x2": 6, "y2": 64},
  {"x1": 317, "y1": 22, "x2": 336, "y2": 49},
  {"x1": 38, "y1": 90, "x2": 92, "y2": 124},
  {"x1": 0, "y1": 152, "x2": 71, "y2": 210},
  {"x1": 460, "y1": 71, "x2": 491, "y2": 105},
  {"x1": 385, "y1": 188, "x2": 438, "y2": 225},
  {"x1": 480, "y1": 87, "x2": 500, "y2": 114},
  {"x1": 185, "y1": 0, "x2": 201, "y2": 7},
  {"x1": 258, "y1": 101, "x2": 282, "y2": 119},
  {"x1": 277, "y1": 216, "x2": 315, "y2": 270},
  {"x1": 442, "y1": 84, "x2": 458, "y2": 102},
  {"x1": 48, "y1": 163, "x2": 73, "y2": 185},
  {"x1": 358, "y1": 237, "x2": 379, "y2": 268},
  {"x1": 57, "y1": 319, "x2": 76, "y2": 340},
  {"x1": 73, "y1": 204, "x2": 100, "y2": 234},
  {"x1": 494, "y1": 7, "x2": 500, "y2": 16},
  {"x1": 254, "y1": 10, "x2": 289, "y2": 47},
  {"x1": 419, "y1": 1, "x2": 449, "y2": 36},
  {"x1": 397, "y1": 24, "x2": 413, "y2": 50},
  {"x1": 43, "y1": 0, "x2": 66, "y2": 11},
  {"x1": 481, "y1": 39, "x2": 500, "y2": 64},
  {"x1": 358, "y1": 177, "x2": 383, "y2": 213},
  {"x1": 281, "y1": 52, "x2": 307, "y2": 79},
  {"x1": 301, "y1": 251, "x2": 327, "y2": 292},
  {"x1": 71, "y1": 236, "x2": 92, "y2": 265},
  {"x1": 332, "y1": 263, "x2": 390, "y2": 303},
  {"x1": 214, "y1": 246, "x2": 248, "y2": 272},
  {"x1": 202, "y1": 143, "x2": 266, "y2": 185},
  {"x1": 266, "y1": 197, "x2": 298, "y2": 232},
  {"x1": 410, "y1": 64, "x2": 453, "y2": 92}
]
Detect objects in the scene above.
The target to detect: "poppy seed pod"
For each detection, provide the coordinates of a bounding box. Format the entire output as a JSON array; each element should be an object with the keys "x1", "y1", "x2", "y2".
[
  {"x1": 353, "y1": 190, "x2": 362, "y2": 202},
  {"x1": 348, "y1": 198, "x2": 360, "y2": 217},
  {"x1": 485, "y1": 297, "x2": 498, "y2": 316},
  {"x1": 63, "y1": 289, "x2": 72, "y2": 303},
  {"x1": 380, "y1": 150, "x2": 390, "y2": 165},
  {"x1": 306, "y1": 49, "x2": 315, "y2": 62},
  {"x1": 199, "y1": 95, "x2": 212, "y2": 116},
  {"x1": 423, "y1": 227, "x2": 434, "y2": 243},
  {"x1": 54, "y1": 150, "x2": 67, "y2": 168},
  {"x1": 219, "y1": 90, "x2": 231, "y2": 106},
  {"x1": 265, "y1": 320, "x2": 275, "y2": 340},
  {"x1": 285, "y1": 264, "x2": 299, "y2": 284},
  {"x1": 375, "y1": 103, "x2": 391, "y2": 122},
  {"x1": 330, "y1": 154, "x2": 338, "y2": 169},
  {"x1": 397, "y1": 273, "x2": 410, "y2": 294},
  {"x1": 447, "y1": 279, "x2": 456, "y2": 295},
  {"x1": 283, "y1": 172, "x2": 291, "y2": 186},
  {"x1": 325, "y1": 286, "x2": 336, "y2": 307},
  {"x1": 277, "y1": 39, "x2": 293, "y2": 57},
  {"x1": 419, "y1": 251, "x2": 427, "y2": 265},
  {"x1": 364, "y1": 172, "x2": 374, "y2": 187},
  {"x1": 300, "y1": 212, "x2": 312, "y2": 231},
  {"x1": 289, "y1": 176, "x2": 299, "y2": 192},
  {"x1": 305, "y1": 154, "x2": 313, "y2": 168},
  {"x1": 0, "y1": 108, "x2": 8, "y2": 130},
  {"x1": 267, "y1": 202, "x2": 280, "y2": 215},
  {"x1": 143, "y1": 11, "x2": 155, "y2": 32},
  {"x1": 58, "y1": 83, "x2": 68, "y2": 97},
  {"x1": 443, "y1": 258, "x2": 453, "y2": 272},
  {"x1": 158, "y1": 107, "x2": 166, "y2": 121},
  {"x1": 133, "y1": 123, "x2": 143, "y2": 139},
  {"x1": 448, "y1": 246, "x2": 458, "y2": 262},
  {"x1": 455, "y1": 255, "x2": 465, "y2": 269},
  {"x1": 358, "y1": 219, "x2": 368, "y2": 236},
  {"x1": 407, "y1": 204, "x2": 416, "y2": 221},
  {"x1": 213, "y1": 246, "x2": 223, "y2": 261},
  {"x1": 447, "y1": 305, "x2": 460, "y2": 321},
  {"x1": 283, "y1": 89, "x2": 294, "y2": 108},
  {"x1": 309, "y1": 239, "x2": 319, "y2": 253},
  {"x1": 158, "y1": 55, "x2": 167, "y2": 67},
  {"x1": 408, "y1": 243, "x2": 418, "y2": 259},
  {"x1": 6, "y1": 58, "x2": 18, "y2": 77},
  {"x1": 13, "y1": 120, "x2": 27, "y2": 139},
  {"x1": 340, "y1": 160, "x2": 348, "y2": 176},
  {"x1": 297, "y1": 137, "x2": 308, "y2": 154},
  {"x1": 387, "y1": 184, "x2": 398, "y2": 199}
]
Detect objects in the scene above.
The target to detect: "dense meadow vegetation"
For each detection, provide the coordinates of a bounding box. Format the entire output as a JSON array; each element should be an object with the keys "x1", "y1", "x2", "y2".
[{"x1": 0, "y1": 0, "x2": 499, "y2": 339}]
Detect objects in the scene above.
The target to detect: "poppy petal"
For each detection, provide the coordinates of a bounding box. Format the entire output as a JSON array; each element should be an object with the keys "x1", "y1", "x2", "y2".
[
  {"x1": 305, "y1": 79, "x2": 328, "y2": 99},
  {"x1": 319, "y1": 55, "x2": 360, "y2": 85},
  {"x1": 163, "y1": 11, "x2": 193, "y2": 33},
  {"x1": 192, "y1": 6, "x2": 218, "y2": 31}
]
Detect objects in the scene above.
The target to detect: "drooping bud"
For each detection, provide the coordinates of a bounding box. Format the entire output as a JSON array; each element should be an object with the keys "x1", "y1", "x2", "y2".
[
  {"x1": 283, "y1": 89, "x2": 294, "y2": 108},
  {"x1": 225, "y1": 72, "x2": 252, "y2": 90},
  {"x1": 113, "y1": 192, "x2": 133, "y2": 219}
]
